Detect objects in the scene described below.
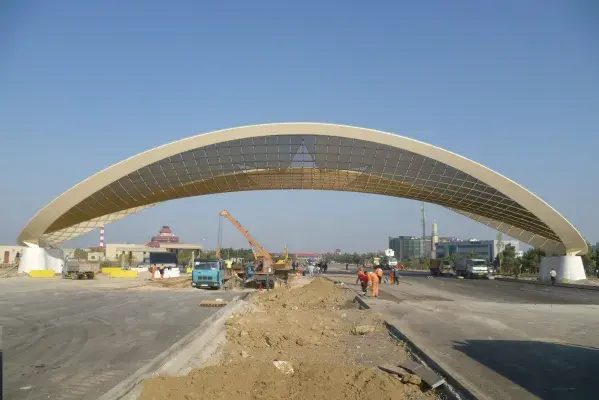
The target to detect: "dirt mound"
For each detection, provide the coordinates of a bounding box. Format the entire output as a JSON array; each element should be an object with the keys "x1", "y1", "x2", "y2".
[
  {"x1": 140, "y1": 277, "x2": 435, "y2": 400},
  {"x1": 258, "y1": 278, "x2": 347, "y2": 311},
  {"x1": 144, "y1": 276, "x2": 192, "y2": 289},
  {"x1": 142, "y1": 360, "x2": 425, "y2": 400}
]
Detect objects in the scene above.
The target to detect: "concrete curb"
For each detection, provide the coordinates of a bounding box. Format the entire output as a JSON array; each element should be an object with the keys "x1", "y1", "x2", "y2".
[
  {"x1": 495, "y1": 277, "x2": 599, "y2": 291},
  {"x1": 383, "y1": 319, "x2": 477, "y2": 400},
  {"x1": 99, "y1": 294, "x2": 247, "y2": 400},
  {"x1": 331, "y1": 278, "x2": 477, "y2": 400}
]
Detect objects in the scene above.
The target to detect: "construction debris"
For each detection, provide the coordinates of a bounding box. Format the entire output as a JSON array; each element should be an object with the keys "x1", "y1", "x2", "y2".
[
  {"x1": 399, "y1": 359, "x2": 446, "y2": 389},
  {"x1": 351, "y1": 324, "x2": 377, "y2": 335},
  {"x1": 199, "y1": 300, "x2": 229, "y2": 307},
  {"x1": 272, "y1": 360, "x2": 294, "y2": 375}
]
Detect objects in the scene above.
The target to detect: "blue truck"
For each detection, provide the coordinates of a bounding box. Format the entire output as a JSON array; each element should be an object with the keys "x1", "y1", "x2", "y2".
[{"x1": 192, "y1": 259, "x2": 226, "y2": 289}]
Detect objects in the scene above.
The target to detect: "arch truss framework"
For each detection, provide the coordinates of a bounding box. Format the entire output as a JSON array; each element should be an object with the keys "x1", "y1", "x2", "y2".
[{"x1": 19, "y1": 123, "x2": 587, "y2": 256}]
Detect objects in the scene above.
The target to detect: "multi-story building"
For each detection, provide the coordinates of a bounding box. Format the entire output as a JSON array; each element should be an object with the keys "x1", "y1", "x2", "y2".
[
  {"x1": 388, "y1": 236, "x2": 426, "y2": 261},
  {"x1": 435, "y1": 238, "x2": 520, "y2": 263}
]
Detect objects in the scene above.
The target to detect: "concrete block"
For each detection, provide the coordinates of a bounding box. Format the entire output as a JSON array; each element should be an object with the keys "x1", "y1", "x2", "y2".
[
  {"x1": 29, "y1": 270, "x2": 56, "y2": 278},
  {"x1": 109, "y1": 270, "x2": 138, "y2": 278},
  {"x1": 101, "y1": 267, "x2": 122, "y2": 275}
]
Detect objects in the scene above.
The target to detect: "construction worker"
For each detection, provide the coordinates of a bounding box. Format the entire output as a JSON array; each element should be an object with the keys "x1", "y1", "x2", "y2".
[
  {"x1": 394, "y1": 265, "x2": 401, "y2": 285},
  {"x1": 389, "y1": 269, "x2": 395, "y2": 284},
  {"x1": 550, "y1": 267, "x2": 557, "y2": 285},
  {"x1": 375, "y1": 267, "x2": 383, "y2": 284},
  {"x1": 357, "y1": 270, "x2": 369, "y2": 295},
  {"x1": 151, "y1": 264, "x2": 157, "y2": 280},
  {"x1": 368, "y1": 270, "x2": 379, "y2": 297}
]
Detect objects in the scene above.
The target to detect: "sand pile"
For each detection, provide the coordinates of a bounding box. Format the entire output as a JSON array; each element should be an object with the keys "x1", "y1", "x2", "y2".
[{"x1": 140, "y1": 278, "x2": 437, "y2": 400}]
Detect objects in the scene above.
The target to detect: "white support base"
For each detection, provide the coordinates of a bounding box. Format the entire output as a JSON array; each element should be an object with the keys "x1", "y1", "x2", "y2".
[
  {"x1": 18, "y1": 247, "x2": 65, "y2": 274},
  {"x1": 539, "y1": 256, "x2": 586, "y2": 283}
]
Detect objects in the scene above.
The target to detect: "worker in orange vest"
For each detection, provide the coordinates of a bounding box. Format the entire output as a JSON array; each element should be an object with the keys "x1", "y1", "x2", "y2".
[
  {"x1": 368, "y1": 271, "x2": 379, "y2": 297},
  {"x1": 151, "y1": 264, "x2": 157, "y2": 280},
  {"x1": 375, "y1": 267, "x2": 383, "y2": 284},
  {"x1": 357, "y1": 270, "x2": 369, "y2": 295}
]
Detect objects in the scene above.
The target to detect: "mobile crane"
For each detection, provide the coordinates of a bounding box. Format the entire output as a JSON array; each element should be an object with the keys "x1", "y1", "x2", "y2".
[{"x1": 217, "y1": 209, "x2": 290, "y2": 287}]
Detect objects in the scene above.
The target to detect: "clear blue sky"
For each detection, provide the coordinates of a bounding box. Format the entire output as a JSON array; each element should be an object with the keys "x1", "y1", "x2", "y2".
[{"x1": 1, "y1": 0, "x2": 597, "y2": 252}]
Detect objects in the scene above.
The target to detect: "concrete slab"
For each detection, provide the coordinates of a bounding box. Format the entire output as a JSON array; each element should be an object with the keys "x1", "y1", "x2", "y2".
[{"x1": 0, "y1": 281, "x2": 238, "y2": 400}]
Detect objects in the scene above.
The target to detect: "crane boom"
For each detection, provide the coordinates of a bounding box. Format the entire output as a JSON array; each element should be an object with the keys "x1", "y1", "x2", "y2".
[{"x1": 219, "y1": 210, "x2": 273, "y2": 264}]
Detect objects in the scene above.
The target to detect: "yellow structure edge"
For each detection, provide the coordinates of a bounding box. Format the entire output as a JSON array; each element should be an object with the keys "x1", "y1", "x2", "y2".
[
  {"x1": 29, "y1": 270, "x2": 56, "y2": 278},
  {"x1": 109, "y1": 270, "x2": 138, "y2": 278}
]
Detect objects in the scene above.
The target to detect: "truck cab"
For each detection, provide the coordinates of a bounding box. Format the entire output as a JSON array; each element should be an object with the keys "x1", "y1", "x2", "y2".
[
  {"x1": 192, "y1": 259, "x2": 224, "y2": 289},
  {"x1": 455, "y1": 256, "x2": 489, "y2": 278}
]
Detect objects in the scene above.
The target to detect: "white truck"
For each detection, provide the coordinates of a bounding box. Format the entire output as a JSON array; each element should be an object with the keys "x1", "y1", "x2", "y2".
[
  {"x1": 454, "y1": 254, "x2": 489, "y2": 279},
  {"x1": 385, "y1": 249, "x2": 398, "y2": 268}
]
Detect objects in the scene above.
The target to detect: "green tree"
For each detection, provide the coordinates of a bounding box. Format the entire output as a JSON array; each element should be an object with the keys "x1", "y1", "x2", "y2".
[
  {"x1": 73, "y1": 248, "x2": 88, "y2": 260},
  {"x1": 502, "y1": 244, "x2": 519, "y2": 276},
  {"x1": 467, "y1": 250, "x2": 479, "y2": 259},
  {"x1": 496, "y1": 232, "x2": 504, "y2": 272},
  {"x1": 521, "y1": 248, "x2": 545, "y2": 274},
  {"x1": 178, "y1": 250, "x2": 195, "y2": 266},
  {"x1": 581, "y1": 241, "x2": 596, "y2": 275}
]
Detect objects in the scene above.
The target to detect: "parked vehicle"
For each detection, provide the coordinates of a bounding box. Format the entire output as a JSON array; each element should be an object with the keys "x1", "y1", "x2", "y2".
[
  {"x1": 429, "y1": 259, "x2": 453, "y2": 276},
  {"x1": 192, "y1": 259, "x2": 226, "y2": 289},
  {"x1": 454, "y1": 254, "x2": 488, "y2": 278}
]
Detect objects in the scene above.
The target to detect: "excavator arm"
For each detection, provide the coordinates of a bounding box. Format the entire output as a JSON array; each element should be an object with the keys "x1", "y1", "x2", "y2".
[{"x1": 219, "y1": 210, "x2": 274, "y2": 264}]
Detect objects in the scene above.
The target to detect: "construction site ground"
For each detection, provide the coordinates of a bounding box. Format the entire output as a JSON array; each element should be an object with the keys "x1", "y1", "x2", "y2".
[
  {"x1": 1, "y1": 274, "x2": 240, "y2": 400},
  {"x1": 140, "y1": 277, "x2": 439, "y2": 400}
]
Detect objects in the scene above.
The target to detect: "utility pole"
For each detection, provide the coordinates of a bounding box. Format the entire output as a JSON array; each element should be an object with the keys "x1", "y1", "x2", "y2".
[{"x1": 420, "y1": 202, "x2": 426, "y2": 268}]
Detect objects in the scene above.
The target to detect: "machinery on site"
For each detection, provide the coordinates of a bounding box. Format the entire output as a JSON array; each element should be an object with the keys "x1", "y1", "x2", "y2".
[
  {"x1": 429, "y1": 259, "x2": 453, "y2": 276},
  {"x1": 217, "y1": 209, "x2": 283, "y2": 288},
  {"x1": 454, "y1": 254, "x2": 489, "y2": 279},
  {"x1": 63, "y1": 258, "x2": 97, "y2": 280},
  {"x1": 191, "y1": 258, "x2": 227, "y2": 289}
]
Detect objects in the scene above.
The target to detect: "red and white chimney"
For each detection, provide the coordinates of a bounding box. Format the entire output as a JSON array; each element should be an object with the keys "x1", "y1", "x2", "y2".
[{"x1": 100, "y1": 226, "x2": 105, "y2": 248}]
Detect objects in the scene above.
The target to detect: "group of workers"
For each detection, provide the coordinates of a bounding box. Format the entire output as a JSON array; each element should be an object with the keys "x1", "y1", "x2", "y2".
[{"x1": 356, "y1": 265, "x2": 402, "y2": 297}]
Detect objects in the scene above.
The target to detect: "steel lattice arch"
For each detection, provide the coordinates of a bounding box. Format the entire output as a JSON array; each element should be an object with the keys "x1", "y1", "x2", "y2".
[{"x1": 19, "y1": 123, "x2": 587, "y2": 255}]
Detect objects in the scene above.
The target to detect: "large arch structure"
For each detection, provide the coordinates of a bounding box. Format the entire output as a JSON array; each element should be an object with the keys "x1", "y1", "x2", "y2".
[{"x1": 19, "y1": 123, "x2": 587, "y2": 256}]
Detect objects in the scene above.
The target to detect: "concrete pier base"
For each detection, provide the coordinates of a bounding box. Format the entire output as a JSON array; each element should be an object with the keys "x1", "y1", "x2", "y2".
[{"x1": 539, "y1": 256, "x2": 586, "y2": 283}]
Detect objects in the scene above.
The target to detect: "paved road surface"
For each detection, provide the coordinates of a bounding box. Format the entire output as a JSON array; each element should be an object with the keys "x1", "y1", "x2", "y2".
[
  {"x1": 0, "y1": 278, "x2": 238, "y2": 400},
  {"x1": 328, "y1": 264, "x2": 599, "y2": 400}
]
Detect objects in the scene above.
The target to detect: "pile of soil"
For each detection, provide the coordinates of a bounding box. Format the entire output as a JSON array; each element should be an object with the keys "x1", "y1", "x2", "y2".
[
  {"x1": 140, "y1": 278, "x2": 436, "y2": 400},
  {"x1": 139, "y1": 276, "x2": 192, "y2": 290},
  {"x1": 143, "y1": 360, "x2": 423, "y2": 400}
]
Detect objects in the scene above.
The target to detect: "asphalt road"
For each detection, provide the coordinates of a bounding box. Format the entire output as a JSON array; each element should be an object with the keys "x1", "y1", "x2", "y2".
[
  {"x1": 0, "y1": 279, "x2": 238, "y2": 400},
  {"x1": 329, "y1": 265, "x2": 599, "y2": 400}
]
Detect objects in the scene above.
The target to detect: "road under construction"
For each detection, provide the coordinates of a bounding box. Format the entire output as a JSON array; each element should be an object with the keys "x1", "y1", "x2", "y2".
[{"x1": 3, "y1": 262, "x2": 599, "y2": 400}]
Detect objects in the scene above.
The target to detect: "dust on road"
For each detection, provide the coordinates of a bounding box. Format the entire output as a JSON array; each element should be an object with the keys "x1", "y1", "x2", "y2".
[{"x1": 140, "y1": 278, "x2": 437, "y2": 400}]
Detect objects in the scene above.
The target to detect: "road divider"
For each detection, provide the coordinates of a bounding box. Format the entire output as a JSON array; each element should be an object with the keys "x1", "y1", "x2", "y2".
[{"x1": 28, "y1": 270, "x2": 56, "y2": 278}]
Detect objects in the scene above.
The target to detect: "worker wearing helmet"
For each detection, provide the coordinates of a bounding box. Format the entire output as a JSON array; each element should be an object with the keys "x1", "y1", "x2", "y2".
[{"x1": 368, "y1": 270, "x2": 379, "y2": 297}]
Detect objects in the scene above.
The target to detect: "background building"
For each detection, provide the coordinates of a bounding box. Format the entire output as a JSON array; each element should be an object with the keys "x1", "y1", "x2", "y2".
[
  {"x1": 435, "y1": 238, "x2": 520, "y2": 263},
  {"x1": 388, "y1": 236, "x2": 425, "y2": 261},
  {"x1": 147, "y1": 226, "x2": 180, "y2": 247},
  {"x1": 0, "y1": 245, "x2": 27, "y2": 264},
  {"x1": 105, "y1": 225, "x2": 203, "y2": 263}
]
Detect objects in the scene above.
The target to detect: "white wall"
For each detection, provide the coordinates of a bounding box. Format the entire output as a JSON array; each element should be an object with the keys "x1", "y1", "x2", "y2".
[
  {"x1": 539, "y1": 256, "x2": 586, "y2": 283},
  {"x1": 18, "y1": 247, "x2": 65, "y2": 274}
]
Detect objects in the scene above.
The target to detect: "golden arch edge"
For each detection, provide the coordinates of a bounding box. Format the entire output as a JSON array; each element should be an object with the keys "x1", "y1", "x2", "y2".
[{"x1": 17, "y1": 123, "x2": 587, "y2": 259}]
